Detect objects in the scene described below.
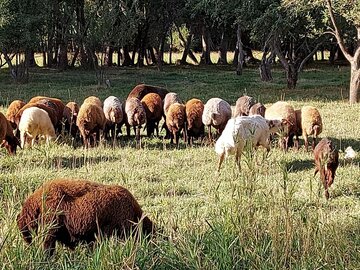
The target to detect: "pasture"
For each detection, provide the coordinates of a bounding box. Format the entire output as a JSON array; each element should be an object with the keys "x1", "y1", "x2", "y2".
[{"x1": 1, "y1": 64, "x2": 360, "y2": 269}]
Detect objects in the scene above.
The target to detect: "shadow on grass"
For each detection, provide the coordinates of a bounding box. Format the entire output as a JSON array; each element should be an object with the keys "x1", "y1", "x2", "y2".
[
  {"x1": 326, "y1": 137, "x2": 360, "y2": 151},
  {"x1": 52, "y1": 155, "x2": 121, "y2": 169},
  {"x1": 286, "y1": 159, "x2": 314, "y2": 173}
]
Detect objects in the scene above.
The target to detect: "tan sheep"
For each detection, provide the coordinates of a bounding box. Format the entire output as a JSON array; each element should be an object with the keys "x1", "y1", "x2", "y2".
[
  {"x1": 166, "y1": 103, "x2": 186, "y2": 145},
  {"x1": 83, "y1": 96, "x2": 102, "y2": 108},
  {"x1": 185, "y1": 98, "x2": 204, "y2": 145},
  {"x1": 125, "y1": 97, "x2": 146, "y2": 143},
  {"x1": 63, "y1": 102, "x2": 79, "y2": 138},
  {"x1": 249, "y1": 102, "x2": 266, "y2": 117},
  {"x1": 298, "y1": 105, "x2": 323, "y2": 150},
  {"x1": 6, "y1": 100, "x2": 26, "y2": 129},
  {"x1": 103, "y1": 96, "x2": 123, "y2": 140},
  {"x1": 234, "y1": 95, "x2": 256, "y2": 117},
  {"x1": 141, "y1": 93, "x2": 163, "y2": 137}
]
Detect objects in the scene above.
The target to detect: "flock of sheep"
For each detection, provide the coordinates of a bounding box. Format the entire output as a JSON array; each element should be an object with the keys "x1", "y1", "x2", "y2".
[{"x1": 0, "y1": 83, "x2": 340, "y2": 255}]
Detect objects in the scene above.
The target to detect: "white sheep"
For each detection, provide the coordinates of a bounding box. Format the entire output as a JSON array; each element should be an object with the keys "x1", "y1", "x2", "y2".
[
  {"x1": 103, "y1": 96, "x2": 123, "y2": 139},
  {"x1": 18, "y1": 107, "x2": 56, "y2": 149},
  {"x1": 215, "y1": 115, "x2": 282, "y2": 172}
]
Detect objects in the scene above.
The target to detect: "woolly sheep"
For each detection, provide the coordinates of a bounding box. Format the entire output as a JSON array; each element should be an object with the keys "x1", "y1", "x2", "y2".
[
  {"x1": 28, "y1": 96, "x2": 65, "y2": 124},
  {"x1": 234, "y1": 95, "x2": 256, "y2": 117},
  {"x1": 141, "y1": 93, "x2": 163, "y2": 137},
  {"x1": 249, "y1": 102, "x2": 266, "y2": 117},
  {"x1": 314, "y1": 138, "x2": 339, "y2": 199},
  {"x1": 103, "y1": 96, "x2": 123, "y2": 139},
  {"x1": 76, "y1": 100, "x2": 106, "y2": 148},
  {"x1": 185, "y1": 98, "x2": 204, "y2": 145},
  {"x1": 265, "y1": 101, "x2": 298, "y2": 151},
  {"x1": 299, "y1": 105, "x2": 323, "y2": 150},
  {"x1": 63, "y1": 102, "x2": 79, "y2": 138},
  {"x1": 128, "y1": 84, "x2": 169, "y2": 101},
  {"x1": 166, "y1": 103, "x2": 186, "y2": 145},
  {"x1": 163, "y1": 92, "x2": 182, "y2": 116},
  {"x1": 215, "y1": 115, "x2": 283, "y2": 172},
  {"x1": 6, "y1": 100, "x2": 25, "y2": 129},
  {"x1": 17, "y1": 179, "x2": 154, "y2": 256},
  {"x1": 18, "y1": 107, "x2": 56, "y2": 149},
  {"x1": 0, "y1": 112, "x2": 20, "y2": 155},
  {"x1": 83, "y1": 96, "x2": 102, "y2": 108},
  {"x1": 125, "y1": 97, "x2": 147, "y2": 142},
  {"x1": 202, "y1": 98, "x2": 232, "y2": 141}
]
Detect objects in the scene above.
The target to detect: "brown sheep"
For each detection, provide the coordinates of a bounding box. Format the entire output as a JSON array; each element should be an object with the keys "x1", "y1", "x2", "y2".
[
  {"x1": 76, "y1": 101, "x2": 106, "y2": 148},
  {"x1": 125, "y1": 97, "x2": 146, "y2": 143},
  {"x1": 141, "y1": 93, "x2": 163, "y2": 137},
  {"x1": 83, "y1": 96, "x2": 102, "y2": 108},
  {"x1": 234, "y1": 95, "x2": 256, "y2": 117},
  {"x1": 314, "y1": 138, "x2": 339, "y2": 199},
  {"x1": 185, "y1": 98, "x2": 204, "y2": 145},
  {"x1": 63, "y1": 102, "x2": 80, "y2": 138},
  {"x1": 127, "y1": 84, "x2": 169, "y2": 101},
  {"x1": 6, "y1": 100, "x2": 26, "y2": 129},
  {"x1": 28, "y1": 96, "x2": 65, "y2": 123},
  {"x1": 0, "y1": 112, "x2": 20, "y2": 155},
  {"x1": 166, "y1": 103, "x2": 186, "y2": 145},
  {"x1": 17, "y1": 179, "x2": 154, "y2": 256},
  {"x1": 249, "y1": 102, "x2": 266, "y2": 117},
  {"x1": 265, "y1": 101, "x2": 298, "y2": 151},
  {"x1": 298, "y1": 106, "x2": 323, "y2": 150}
]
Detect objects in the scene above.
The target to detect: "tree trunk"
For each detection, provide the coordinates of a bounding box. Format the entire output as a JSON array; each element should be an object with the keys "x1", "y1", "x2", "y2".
[
  {"x1": 217, "y1": 30, "x2": 228, "y2": 64},
  {"x1": 117, "y1": 47, "x2": 122, "y2": 66},
  {"x1": 105, "y1": 45, "x2": 114, "y2": 67},
  {"x1": 122, "y1": 45, "x2": 131, "y2": 66},
  {"x1": 286, "y1": 63, "x2": 298, "y2": 89},
  {"x1": 26, "y1": 49, "x2": 37, "y2": 67},
  {"x1": 57, "y1": 42, "x2": 68, "y2": 70},
  {"x1": 200, "y1": 25, "x2": 212, "y2": 65},
  {"x1": 233, "y1": 47, "x2": 238, "y2": 66},
  {"x1": 169, "y1": 30, "x2": 173, "y2": 65},
  {"x1": 349, "y1": 64, "x2": 360, "y2": 104},
  {"x1": 236, "y1": 25, "x2": 244, "y2": 75}
]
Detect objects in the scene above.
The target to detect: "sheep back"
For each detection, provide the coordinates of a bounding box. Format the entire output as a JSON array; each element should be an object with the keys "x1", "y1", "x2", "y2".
[
  {"x1": 83, "y1": 96, "x2": 102, "y2": 108},
  {"x1": 163, "y1": 93, "x2": 182, "y2": 116},
  {"x1": 103, "y1": 96, "x2": 123, "y2": 124},
  {"x1": 301, "y1": 105, "x2": 322, "y2": 137},
  {"x1": 234, "y1": 95, "x2": 256, "y2": 117},
  {"x1": 166, "y1": 103, "x2": 186, "y2": 133},
  {"x1": 185, "y1": 98, "x2": 204, "y2": 137},
  {"x1": 125, "y1": 98, "x2": 146, "y2": 127},
  {"x1": 128, "y1": 84, "x2": 169, "y2": 101},
  {"x1": 76, "y1": 103, "x2": 106, "y2": 142},
  {"x1": 202, "y1": 98, "x2": 231, "y2": 131},
  {"x1": 17, "y1": 179, "x2": 154, "y2": 254},
  {"x1": 6, "y1": 100, "x2": 26, "y2": 129},
  {"x1": 28, "y1": 96, "x2": 65, "y2": 121},
  {"x1": 249, "y1": 103, "x2": 266, "y2": 117}
]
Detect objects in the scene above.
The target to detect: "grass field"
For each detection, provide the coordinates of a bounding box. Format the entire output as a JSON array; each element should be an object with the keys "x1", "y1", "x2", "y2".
[{"x1": 0, "y1": 63, "x2": 360, "y2": 269}]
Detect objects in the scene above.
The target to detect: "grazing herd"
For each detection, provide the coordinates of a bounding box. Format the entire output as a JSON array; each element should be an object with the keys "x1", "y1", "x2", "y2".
[{"x1": 0, "y1": 83, "x2": 342, "y2": 255}]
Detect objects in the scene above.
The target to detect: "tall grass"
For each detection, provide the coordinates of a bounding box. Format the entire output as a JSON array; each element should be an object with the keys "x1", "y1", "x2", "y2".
[{"x1": 1, "y1": 64, "x2": 360, "y2": 269}]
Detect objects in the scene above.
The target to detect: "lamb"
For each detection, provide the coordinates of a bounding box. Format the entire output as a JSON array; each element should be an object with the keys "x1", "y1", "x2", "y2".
[
  {"x1": 125, "y1": 97, "x2": 147, "y2": 143},
  {"x1": 202, "y1": 98, "x2": 232, "y2": 141},
  {"x1": 314, "y1": 138, "x2": 339, "y2": 199},
  {"x1": 234, "y1": 95, "x2": 256, "y2": 117},
  {"x1": 18, "y1": 107, "x2": 56, "y2": 149},
  {"x1": 76, "y1": 98, "x2": 106, "y2": 148},
  {"x1": 249, "y1": 102, "x2": 266, "y2": 117},
  {"x1": 0, "y1": 112, "x2": 20, "y2": 155},
  {"x1": 265, "y1": 101, "x2": 298, "y2": 151},
  {"x1": 141, "y1": 93, "x2": 163, "y2": 137},
  {"x1": 215, "y1": 115, "x2": 283, "y2": 172},
  {"x1": 63, "y1": 102, "x2": 80, "y2": 138},
  {"x1": 185, "y1": 98, "x2": 204, "y2": 145},
  {"x1": 103, "y1": 96, "x2": 123, "y2": 140},
  {"x1": 298, "y1": 105, "x2": 323, "y2": 150},
  {"x1": 127, "y1": 84, "x2": 169, "y2": 101},
  {"x1": 17, "y1": 178, "x2": 154, "y2": 256},
  {"x1": 166, "y1": 103, "x2": 186, "y2": 145},
  {"x1": 163, "y1": 92, "x2": 182, "y2": 116},
  {"x1": 6, "y1": 99, "x2": 26, "y2": 129}
]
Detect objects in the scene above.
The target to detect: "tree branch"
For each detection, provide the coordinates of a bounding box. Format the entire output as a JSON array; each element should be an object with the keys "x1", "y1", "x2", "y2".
[
  {"x1": 297, "y1": 42, "x2": 322, "y2": 73},
  {"x1": 326, "y1": 0, "x2": 353, "y2": 62}
]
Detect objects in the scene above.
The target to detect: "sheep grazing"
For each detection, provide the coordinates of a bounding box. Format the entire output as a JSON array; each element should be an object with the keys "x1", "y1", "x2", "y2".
[
  {"x1": 215, "y1": 115, "x2": 282, "y2": 172},
  {"x1": 249, "y1": 102, "x2": 266, "y2": 117},
  {"x1": 6, "y1": 100, "x2": 26, "y2": 129},
  {"x1": 166, "y1": 103, "x2": 186, "y2": 145},
  {"x1": 18, "y1": 107, "x2": 56, "y2": 149},
  {"x1": 0, "y1": 112, "x2": 20, "y2": 155},
  {"x1": 76, "y1": 98, "x2": 106, "y2": 148},
  {"x1": 63, "y1": 102, "x2": 79, "y2": 138},
  {"x1": 163, "y1": 92, "x2": 182, "y2": 116},
  {"x1": 314, "y1": 138, "x2": 339, "y2": 199},
  {"x1": 103, "y1": 96, "x2": 123, "y2": 140},
  {"x1": 83, "y1": 96, "x2": 102, "y2": 108},
  {"x1": 128, "y1": 84, "x2": 169, "y2": 101},
  {"x1": 28, "y1": 96, "x2": 65, "y2": 124},
  {"x1": 299, "y1": 105, "x2": 323, "y2": 150},
  {"x1": 141, "y1": 93, "x2": 163, "y2": 137},
  {"x1": 125, "y1": 97, "x2": 146, "y2": 142},
  {"x1": 265, "y1": 101, "x2": 298, "y2": 151},
  {"x1": 202, "y1": 98, "x2": 232, "y2": 141},
  {"x1": 17, "y1": 179, "x2": 154, "y2": 256},
  {"x1": 185, "y1": 98, "x2": 204, "y2": 145},
  {"x1": 234, "y1": 95, "x2": 256, "y2": 117}
]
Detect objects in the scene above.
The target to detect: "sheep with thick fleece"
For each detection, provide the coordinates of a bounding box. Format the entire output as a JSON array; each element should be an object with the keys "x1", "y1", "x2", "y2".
[
  {"x1": 314, "y1": 138, "x2": 339, "y2": 199},
  {"x1": 128, "y1": 84, "x2": 169, "y2": 101},
  {"x1": 202, "y1": 98, "x2": 232, "y2": 141},
  {"x1": 141, "y1": 93, "x2": 163, "y2": 137},
  {"x1": 163, "y1": 92, "x2": 182, "y2": 116},
  {"x1": 265, "y1": 101, "x2": 298, "y2": 151},
  {"x1": 28, "y1": 96, "x2": 65, "y2": 125},
  {"x1": 83, "y1": 96, "x2": 102, "y2": 108},
  {"x1": 298, "y1": 105, "x2": 323, "y2": 150},
  {"x1": 185, "y1": 98, "x2": 204, "y2": 145},
  {"x1": 215, "y1": 115, "x2": 282, "y2": 172},
  {"x1": 18, "y1": 107, "x2": 56, "y2": 149},
  {"x1": 6, "y1": 100, "x2": 25, "y2": 129},
  {"x1": 125, "y1": 97, "x2": 146, "y2": 142},
  {"x1": 63, "y1": 102, "x2": 79, "y2": 138},
  {"x1": 166, "y1": 103, "x2": 186, "y2": 145},
  {"x1": 234, "y1": 95, "x2": 256, "y2": 117},
  {"x1": 76, "y1": 100, "x2": 106, "y2": 148},
  {"x1": 17, "y1": 179, "x2": 154, "y2": 255},
  {"x1": 249, "y1": 102, "x2": 266, "y2": 117},
  {"x1": 103, "y1": 96, "x2": 123, "y2": 139},
  {"x1": 0, "y1": 112, "x2": 20, "y2": 155}
]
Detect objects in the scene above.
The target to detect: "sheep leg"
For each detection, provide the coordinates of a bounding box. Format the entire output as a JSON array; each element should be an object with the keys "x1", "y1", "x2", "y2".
[
  {"x1": 235, "y1": 148, "x2": 242, "y2": 171},
  {"x1": 303, "y1": 132, "x2": 309, "y2": 151},
  {"x1": 155, "y1": 122, "x2": 159, "y2": 137},
  {"x1": 312, "y1": 136, "x2": 317, "y2": 150},
  {"x1": 217, "y1": 153, "x2": 225, "y2": 172},
  {"x1": 43, "y1": 233, "x2": 56, "y2": 257},
  {"x1": 208, "y1": 126, "x2": 212, "y2": 143}
]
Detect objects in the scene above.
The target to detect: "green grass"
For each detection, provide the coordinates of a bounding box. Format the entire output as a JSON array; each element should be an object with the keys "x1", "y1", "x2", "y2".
[{"x1": 1, "y1": 63, "x2": 360, "y2": 269}]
